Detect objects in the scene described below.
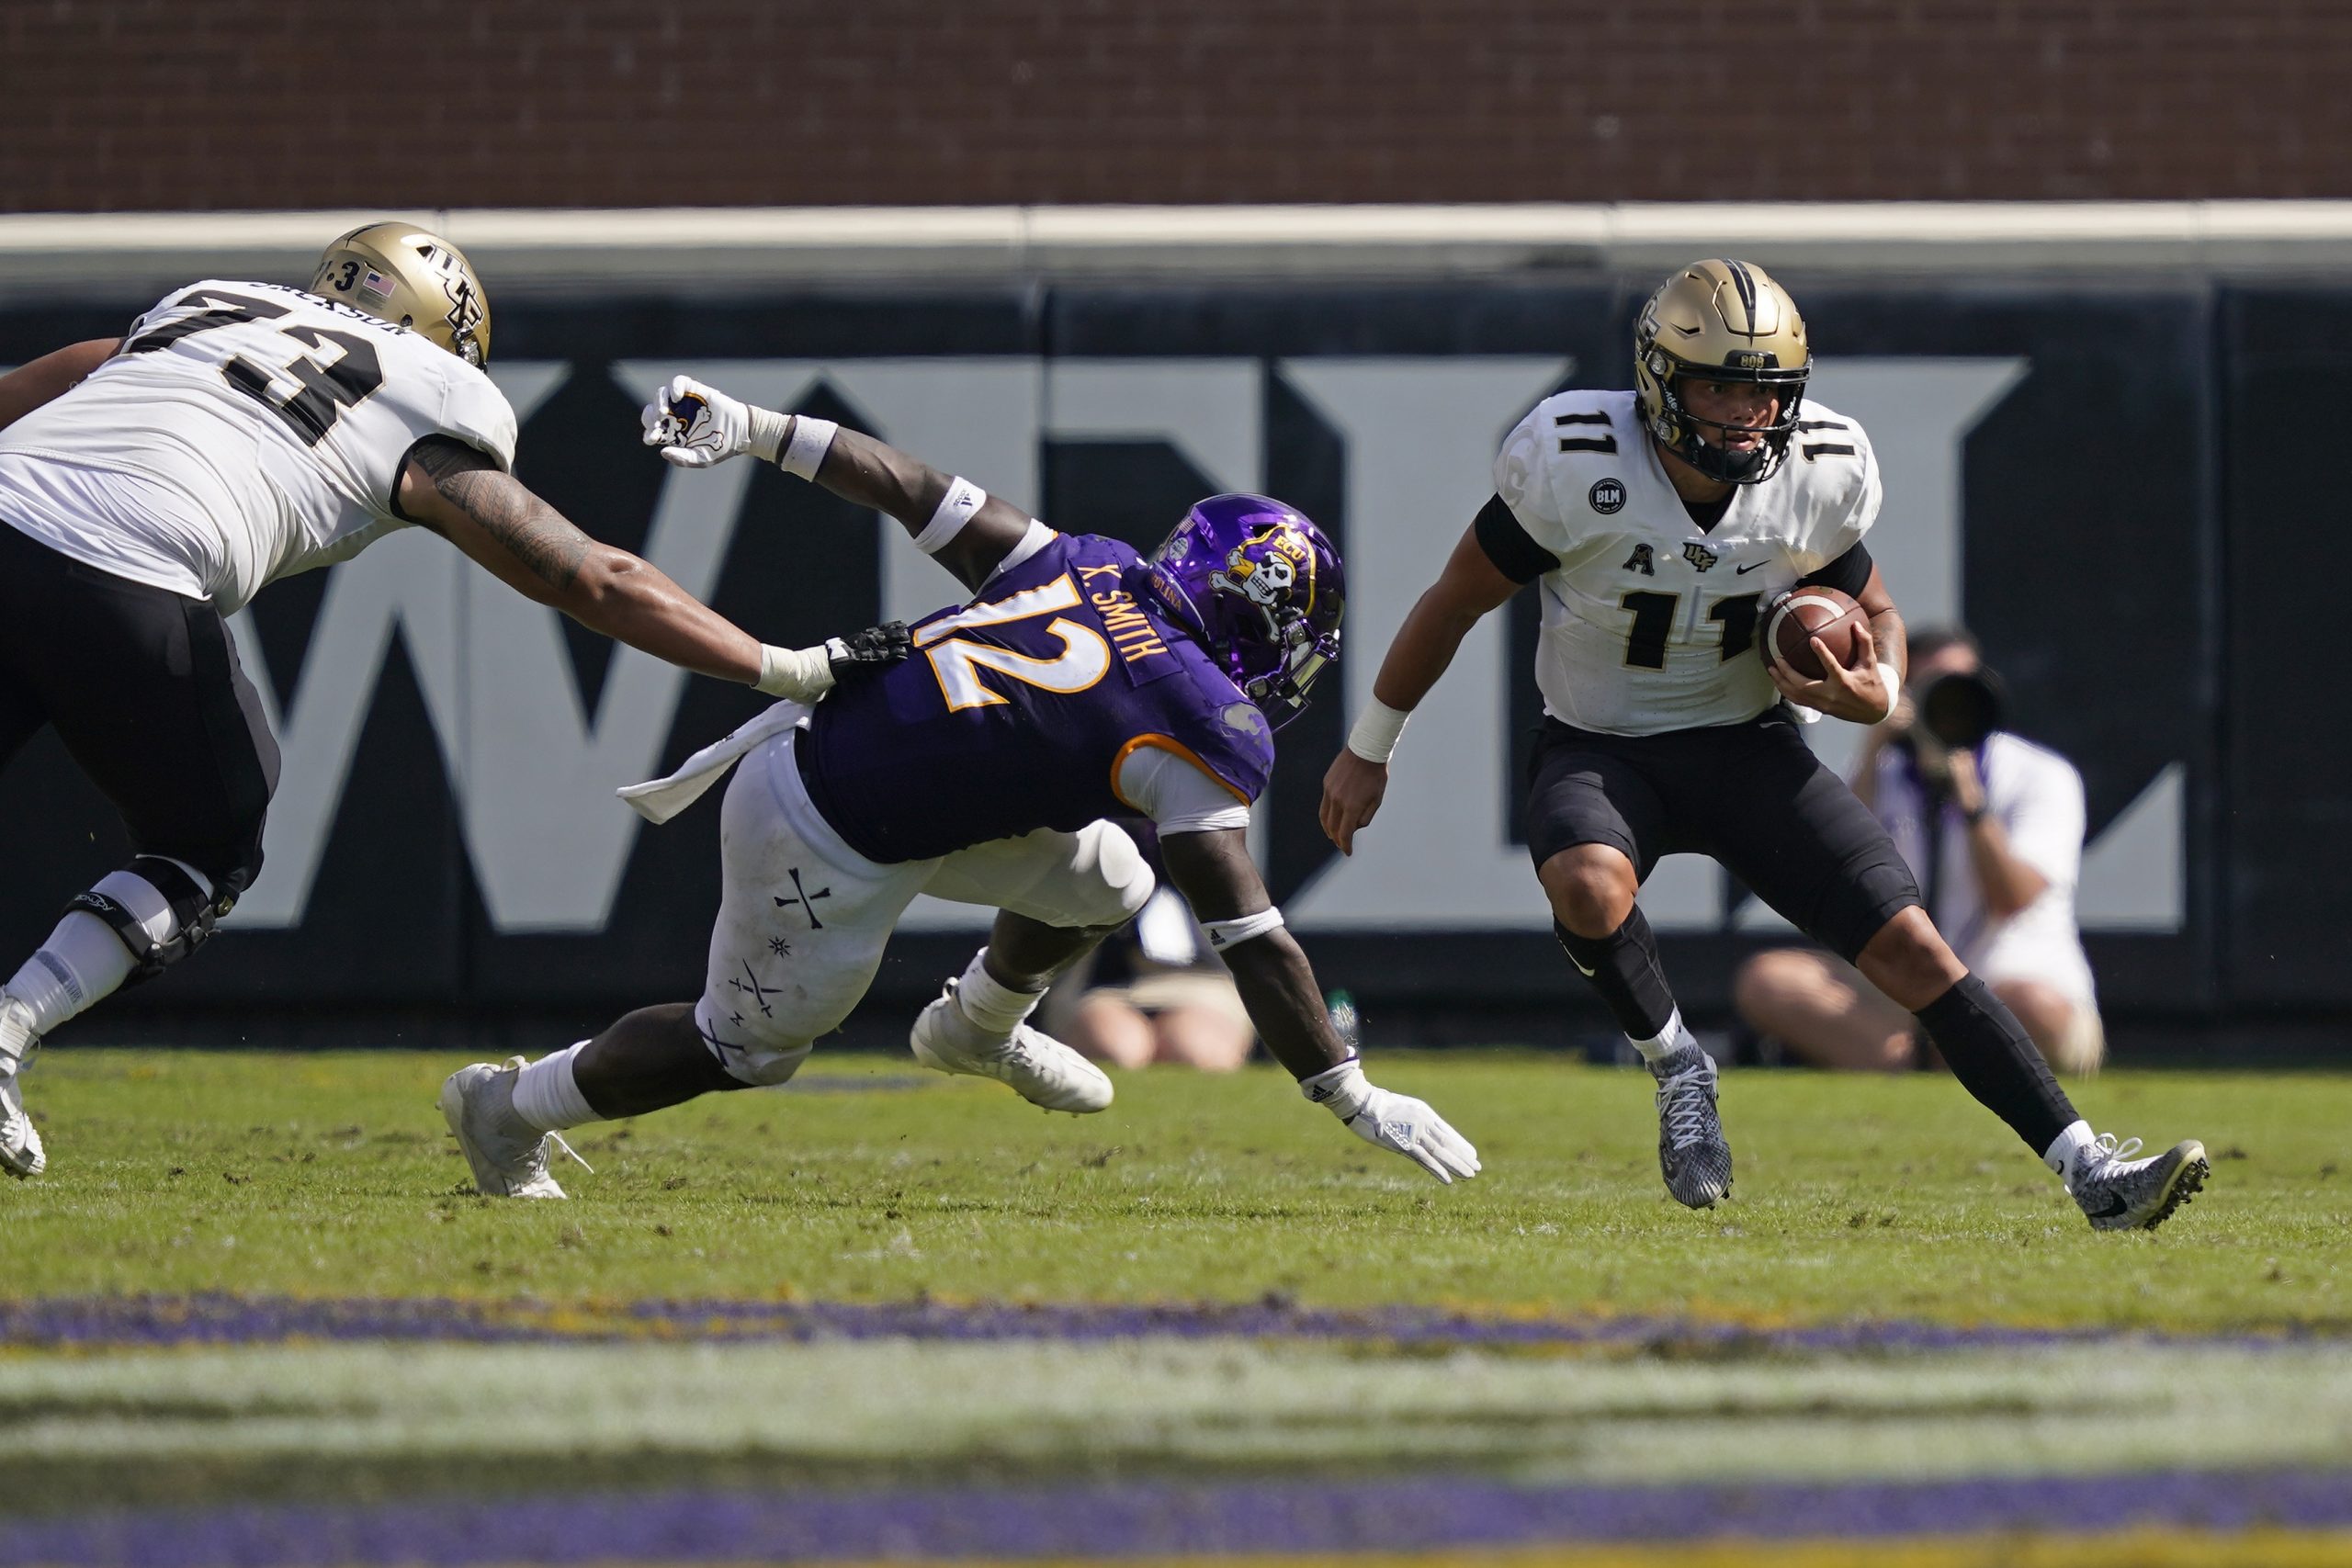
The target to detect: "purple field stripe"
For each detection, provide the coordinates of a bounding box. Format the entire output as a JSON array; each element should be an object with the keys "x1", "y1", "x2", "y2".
[
  {"x1": 5, "y1": 1470, "x2": 2349, "y2": 1566},
  {"x1": 0, "y1": 1293, "x2": 2332, "y2": 1353}
]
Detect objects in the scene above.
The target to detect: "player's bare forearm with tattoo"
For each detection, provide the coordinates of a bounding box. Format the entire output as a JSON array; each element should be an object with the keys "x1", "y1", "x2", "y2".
[
  {"x1": 396, "y1": 436, "x2": 762, "y2": 683},
  {"x1": 806, "y1": 423, "x2": 1031, "y2": 592},
  {"x1": 412, "y1": 442, "x2": 589, "y2": 590}
]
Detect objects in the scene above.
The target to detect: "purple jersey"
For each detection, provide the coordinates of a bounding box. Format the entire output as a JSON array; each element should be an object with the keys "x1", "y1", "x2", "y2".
[{"x1": 797, "y1": 532, "x2": 1277, "y2": 863}]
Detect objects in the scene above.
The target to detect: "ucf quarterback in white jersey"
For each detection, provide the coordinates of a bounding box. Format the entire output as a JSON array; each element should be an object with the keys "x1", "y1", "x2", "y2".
[
  {"x1": 1492, "y1": 386, "x2": 1880, "y2": 735},
  {"x1": 0, "y1": 272, "x2": 517, "y2": 615},
  {"x1": 1321, "y1": 258, "x2": 2210, "y2": 1237},
  {"x1": 0, "y1": 222, "x2": 907, "y2": 1182}
]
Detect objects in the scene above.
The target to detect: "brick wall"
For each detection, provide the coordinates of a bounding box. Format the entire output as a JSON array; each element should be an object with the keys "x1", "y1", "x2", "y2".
[{"x1": 4, "y1": 0, "x2": 2343, "y2": 211}]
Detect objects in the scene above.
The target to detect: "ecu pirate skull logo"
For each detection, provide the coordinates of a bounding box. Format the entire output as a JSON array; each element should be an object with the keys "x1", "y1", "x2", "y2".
[
  {"x1": 1210, "y1": 525, "x2": 1311, "y2": 634},
  {"x1": 1215, "y1": 540, "x2": 1295, "y2": 607}
]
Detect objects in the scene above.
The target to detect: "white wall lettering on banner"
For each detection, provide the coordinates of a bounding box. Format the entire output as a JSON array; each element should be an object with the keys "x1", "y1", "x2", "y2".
[{"x1": 212, "y1": 355, "x2": 2179, "y2": 937}]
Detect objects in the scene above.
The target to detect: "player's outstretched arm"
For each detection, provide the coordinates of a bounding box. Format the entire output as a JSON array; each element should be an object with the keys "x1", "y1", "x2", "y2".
[
  {"x1": 1159, "y1": 828, "x2": 1479, "y2": 1184},
  {"x1": 1319, "y1": 525, "x2": 1521, "y2": 854},
  {"x1": 639, "y1": 375, "x2": 1029, "y2": 592},
  {"x1": 0, "y1": 338, "x2": 120, "y2": 434},
  {"x1": 398, "y1": 436, "x2": 909, "y2": 697}
]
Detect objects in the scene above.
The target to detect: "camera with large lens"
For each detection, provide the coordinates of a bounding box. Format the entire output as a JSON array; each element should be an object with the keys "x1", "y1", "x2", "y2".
[
  {"x1": 1916, "y1": 668, "x2": 2006, "y2": 750},
  {"x1": 1893, "y1": 667, "x2": 2007, "y2": 800}
]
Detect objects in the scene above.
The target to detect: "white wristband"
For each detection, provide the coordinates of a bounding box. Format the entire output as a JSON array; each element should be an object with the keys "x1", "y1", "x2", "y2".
[
  {"x1": 746, "y1": 405, "x2": 790, "y2": 465},
  {"x1": 1298, "y1": 1056, "x2": 1370, "y2": 1117},
  {"x1": 1875, "y1": 662, "x2": 1903, "y2": 723},
  {"x1": 913, "y1": 477, "x2": 987, "y2": 554},
  {"x1": 1345, "y1": 699, "x2": 1412, "y2": 764},
  {"x1": 779, "y1": 416, "x2": 839, "y2": 479},
  {"x1": 754, "y1": 642, "x2": 838, "y2": 701},
  {"x1": 1203, "y1": 906, "x2": 1285, "y2": 951}
]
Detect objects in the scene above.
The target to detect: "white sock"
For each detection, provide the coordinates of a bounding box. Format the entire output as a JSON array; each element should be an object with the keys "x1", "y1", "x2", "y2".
[
  {"x1": 2043, "y1": 1118, "x2": 2096, "y2": 1179},
  {"x1": 1629, "y1": 1006, "x2": 1696, "y2": 1065},
  {"x1": 6, "y1": 863, "x2": 213, "y2": 1041},
  {"x1": 7, "y1": 912, "x2": 136, "y2": 1038},
  {"x1": 950, "y1": 947, "x2": 1046, "y2": 1039},
  {"x1": 511, "y1": 1043, "x2": 600, "y2": 1133}
]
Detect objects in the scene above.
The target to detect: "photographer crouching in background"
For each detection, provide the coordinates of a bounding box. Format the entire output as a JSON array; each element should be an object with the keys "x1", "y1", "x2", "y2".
[{"x1": 1735, "y1": 627, "x2": 2106, "y2": 1076}]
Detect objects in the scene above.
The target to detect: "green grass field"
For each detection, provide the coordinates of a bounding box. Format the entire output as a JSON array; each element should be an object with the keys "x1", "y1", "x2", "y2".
[
  {"x1": 3, "y1": 1048, "x2": 2341, "y2": 1325},
  {"x1": 3, "y1": 1048, "x2": 2346, "y2": 1565}
]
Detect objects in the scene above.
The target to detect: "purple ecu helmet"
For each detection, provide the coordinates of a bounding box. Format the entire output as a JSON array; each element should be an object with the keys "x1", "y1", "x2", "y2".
[{"x1": 1144, "y1": 493, "x2": 1343, "y2": 729}]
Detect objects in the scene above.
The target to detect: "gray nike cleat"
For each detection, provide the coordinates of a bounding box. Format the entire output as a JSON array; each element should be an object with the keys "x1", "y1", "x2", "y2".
[
  {"x1": 910, "y1": 981, "x2": 1114, "y2": 1113},
  {"x1": 0, "y1": 997, "x2": 45, "y2": 1180},
  {"x1": 1651, "y1": 1043, "x2": 1732, "y2": 1209},
  {"x1": 2067, "y1": 1133, "x2": 2209, "y2": 1232},
  {"x1": 439, "y1": 1057, "x2": 585, "y2": 1199}
]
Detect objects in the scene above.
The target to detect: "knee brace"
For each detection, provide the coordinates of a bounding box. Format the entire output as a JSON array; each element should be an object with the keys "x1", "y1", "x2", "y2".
[
  {"x1": 62, "y1": 856, "x2": 230, "y2": 989},
  {"x1": 693, "y1": 998, "x2": 814, "y2": 1088}
]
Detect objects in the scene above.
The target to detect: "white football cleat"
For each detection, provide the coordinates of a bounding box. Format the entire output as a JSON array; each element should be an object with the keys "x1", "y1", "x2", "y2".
[
  {"x1": 439, "y1": 1057, "x2": 582, "y2": 1199},
  {"x1": 2067, "y1": 1133, "x2": 2210, "y2": 1232},
  {"x1": 0, "y1": 996, "x2": 45, "y2": 1180},
  {"x1": 910, "y1": 981, "x2": 1114, "y2": 1113}
]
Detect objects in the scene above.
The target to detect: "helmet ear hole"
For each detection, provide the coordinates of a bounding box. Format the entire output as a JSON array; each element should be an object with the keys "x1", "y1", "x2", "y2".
[{"x1": 399, "y1": 314, "x2": 414, "y2": 328}]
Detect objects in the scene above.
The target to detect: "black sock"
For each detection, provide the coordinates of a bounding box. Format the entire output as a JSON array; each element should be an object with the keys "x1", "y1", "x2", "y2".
[
  {"x1": 1554, "y1": 908, "x2": 1679, "y2": 1042},
  {"x1": 1913, "y1": 974, "x2": 2076, "y2": 1156}
]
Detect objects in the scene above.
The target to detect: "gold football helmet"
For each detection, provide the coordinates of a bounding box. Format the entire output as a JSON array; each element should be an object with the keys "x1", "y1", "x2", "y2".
[
  {"x1": 311, "y1": 222, "x2": 491, "y2": 367},
  {"x1": 1634, "y1": 259, "x2": 1810, "y2": 484}
]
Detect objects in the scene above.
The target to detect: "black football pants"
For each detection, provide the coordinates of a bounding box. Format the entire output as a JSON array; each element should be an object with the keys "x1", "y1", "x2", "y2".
[{"x1": 0, "y1": 522, "x2": 279, "y2": 897}]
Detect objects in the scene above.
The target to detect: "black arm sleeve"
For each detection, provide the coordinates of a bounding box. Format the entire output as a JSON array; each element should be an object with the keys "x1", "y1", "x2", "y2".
[
  {"x1": 1471, "y1": 492, "x2": 1558, "y2": 585},
  {"x1": 1799, "y1": 540, "x2": 1873, "y2": 598}
]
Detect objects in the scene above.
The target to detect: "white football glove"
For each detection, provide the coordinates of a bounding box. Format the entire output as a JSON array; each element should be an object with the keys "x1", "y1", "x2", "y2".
[
  {"x1": 1299, "y1": 1059, "x2": 1480, "y2": 1184},
  {"x1": 640, "y1": 374, "x2": 783, "y2": 468}
]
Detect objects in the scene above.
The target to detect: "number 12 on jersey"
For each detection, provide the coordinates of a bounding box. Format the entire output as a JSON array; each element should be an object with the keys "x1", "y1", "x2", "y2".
[
  {"x1": 1617, "y1": 590, "x2": 1762, "y2": 670},
  {"x1": 915, "y1": 574, "x2": 1113, "y2": 711}
]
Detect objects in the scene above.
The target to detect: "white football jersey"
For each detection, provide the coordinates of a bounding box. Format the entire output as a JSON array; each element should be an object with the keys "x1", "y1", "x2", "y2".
[
  {"x1": 0, "y1": 280, "x2": 516, "y2": 615},
  {"x1": 1493, "y1": 388, "x2": 1881, "y2": 735}
]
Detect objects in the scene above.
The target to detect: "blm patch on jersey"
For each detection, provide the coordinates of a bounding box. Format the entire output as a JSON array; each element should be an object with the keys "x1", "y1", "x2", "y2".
[{"x1": 1589, "y1": 479, "x2": 1626, "y2": 514}]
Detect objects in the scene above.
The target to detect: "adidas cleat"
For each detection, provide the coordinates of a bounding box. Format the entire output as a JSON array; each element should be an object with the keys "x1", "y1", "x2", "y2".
[
  {"x1": 0, "y1": 998, "x2": 44, "y2": 1180},
  {"x1": 2068, "y1": 1134, "x2": 2210, "y2": 1232},
  {"x1": 1651, "y1": 1043, "x2": 1732, "y2": 1209},
  {"x1": 910, "y1": 981, "x2": 1114, "y2": 1113},
  {"x1": 439, "y1": 1057, "x2": 585, "y2": 1199}
]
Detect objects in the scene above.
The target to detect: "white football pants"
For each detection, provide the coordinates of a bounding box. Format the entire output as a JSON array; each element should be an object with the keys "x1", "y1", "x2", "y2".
[{"x1": 695, "y1": 732, "x2": 1151, "y2": 1085}]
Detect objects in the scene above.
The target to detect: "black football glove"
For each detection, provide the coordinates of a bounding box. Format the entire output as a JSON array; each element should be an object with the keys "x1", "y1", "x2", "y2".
[{"x1": 825, "y1": 621, "x2": 912, "y2": 677}]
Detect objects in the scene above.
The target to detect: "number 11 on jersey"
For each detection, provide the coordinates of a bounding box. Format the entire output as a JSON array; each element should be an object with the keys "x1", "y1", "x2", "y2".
[{"x1": 1616, "y1": 590, "x2": 1764, "y2": 670}]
